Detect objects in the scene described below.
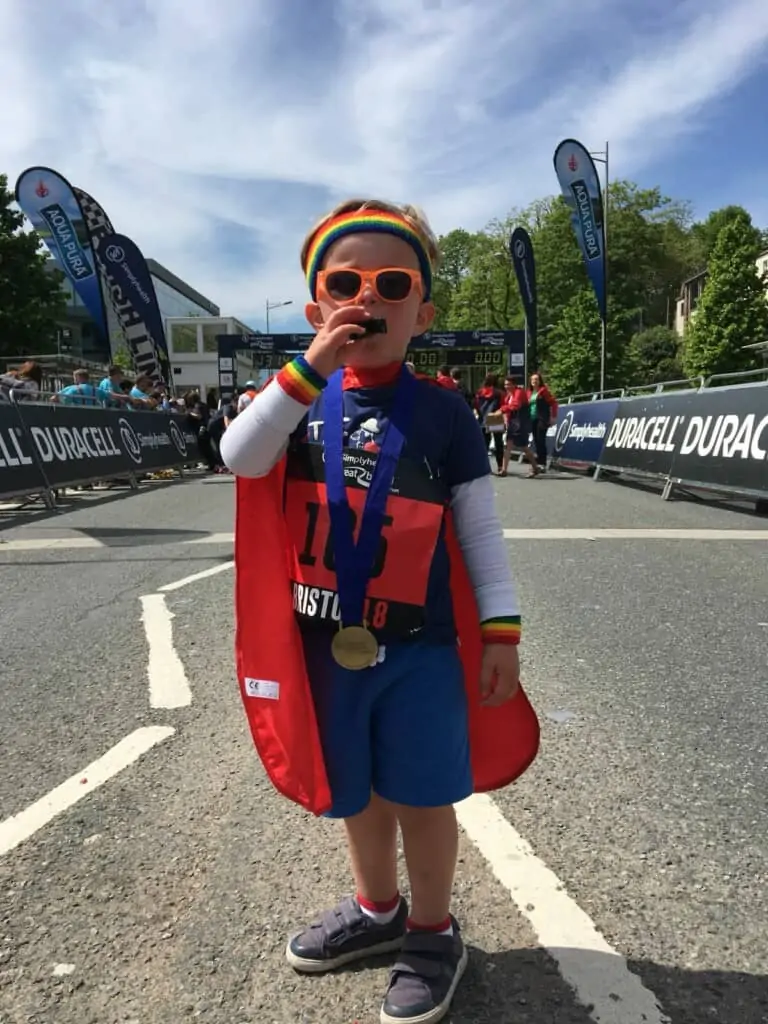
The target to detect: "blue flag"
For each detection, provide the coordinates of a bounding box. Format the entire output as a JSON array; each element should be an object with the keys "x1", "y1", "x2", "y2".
[
  {"x1": 509, "y1": 226, "x2": 538, "y2": 352},
  {"x1": 99, "y1": 233, "x2": 171, "y2": 383},
  {"x1": 553, "y1": 139, "x2": 607, "y2": 320},
  {"x1": 15, "y1": 166, "x2": 109, "y2": 340}
]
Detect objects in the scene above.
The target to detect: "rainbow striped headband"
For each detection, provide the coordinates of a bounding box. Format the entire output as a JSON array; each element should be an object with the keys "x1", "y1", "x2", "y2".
[{"x1": 305, "y1": 210, "x2": 433, "y2": 301}]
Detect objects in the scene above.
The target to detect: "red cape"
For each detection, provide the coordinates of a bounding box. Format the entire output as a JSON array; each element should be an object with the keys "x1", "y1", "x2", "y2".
[{"x1": 233, "y1": 395, "x2": 540, "y2": 817}]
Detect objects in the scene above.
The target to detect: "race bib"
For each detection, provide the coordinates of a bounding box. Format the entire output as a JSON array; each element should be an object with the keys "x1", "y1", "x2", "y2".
[{"x1": 284, "y1": 444, "x2": 447, "y2": 636}]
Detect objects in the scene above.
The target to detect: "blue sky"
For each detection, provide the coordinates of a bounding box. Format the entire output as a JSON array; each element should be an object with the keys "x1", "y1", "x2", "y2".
[{"x1": 3, "y1": 0, "x2": 768, "y2": 335}]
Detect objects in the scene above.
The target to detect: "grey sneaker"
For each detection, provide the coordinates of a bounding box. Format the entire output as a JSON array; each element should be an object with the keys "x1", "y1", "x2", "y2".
[
  {"x1": 380, "y1": 918, "x2": 468, "y2": 1023},
  {"x1": 285, "y1": 896, "x2": 408, "y2": 973}
]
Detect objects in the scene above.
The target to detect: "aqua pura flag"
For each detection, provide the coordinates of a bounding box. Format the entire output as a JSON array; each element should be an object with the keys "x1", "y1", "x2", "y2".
[
  {"x1": 15, "y1": 166, "x2": 109, "y2": 340},
  {"x1": 553, "y1": 139, "x2": 607, "y2": 320}
]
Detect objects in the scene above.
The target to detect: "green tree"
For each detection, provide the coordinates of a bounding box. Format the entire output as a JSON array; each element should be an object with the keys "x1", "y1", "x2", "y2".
[
  {"x1": 0, "y1": 173, "x2": 67, "y2": 358},
  {"x1": 433, "y1": 227, "x2": 519, "y2": 331},
  {"x1": 432, "y1": 229, "x2": 483, "y2": 328},
  {"x1": 545, "y1": 289, "x2": 602, "y2": 397},
  {"x1": 690, "y1": 205, "x2": 762, "y2": 265},
  {"x1": 626, "y1": 326, "x2": 683, "y2": 385},
  {"x1": 427, "y1": 182, "x2": 766, "y2": 389},
  {"x1": 111, "y1": 344, "x2": 134, "y2": 374},
  {"x1": 683, "y1": 210, "x2": 768, "y2": 378}
]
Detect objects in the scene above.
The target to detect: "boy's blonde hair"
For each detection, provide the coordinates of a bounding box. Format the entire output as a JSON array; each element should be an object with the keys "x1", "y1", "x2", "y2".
[{"x1": 300, "y1": 198, "x2": 441, "y2": 273}]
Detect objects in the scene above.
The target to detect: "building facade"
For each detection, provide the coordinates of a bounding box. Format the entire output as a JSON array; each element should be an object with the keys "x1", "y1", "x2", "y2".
[
  {"x1": 675, "y1": 249, "x2": 768, "y2": 336},
  {"x1": 52, "y1": 257, "x2": 221, "y2": 366},
  {"x1": 165, "y1": 316, "x2": 258, "y2": 397}
]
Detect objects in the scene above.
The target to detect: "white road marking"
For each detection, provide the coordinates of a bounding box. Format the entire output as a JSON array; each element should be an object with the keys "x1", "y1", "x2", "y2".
[
  {"x1": 502, "y1": 528, "x2": 768, "y2": 540},
  {"x1": 3, "y1": 529, "x2": 766, "y2": 553},
  {"x1": 140, "y1": 594, "x2": 193, "y2": 709},
  {"x1": 0, "y1": 727, "x2": 175, "y2": 859},
  {"x1": 188, "y1": 532, "x2": 236, "y2": 545},
  {"x1": 0, "y1": 537, "x2": 104, "y2": 551},
  {"x1": 158, "y1": 560, "x2": 234, "y2": 592},
  {"x1": 191, "y1": 528, "x2": 768, "y2": 543},
  {"x1": 456, "y1": 793, "x2": 670, "y2": 1024}
]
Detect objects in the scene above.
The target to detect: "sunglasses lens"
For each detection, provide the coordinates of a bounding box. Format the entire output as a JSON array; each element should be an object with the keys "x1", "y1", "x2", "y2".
[
  {"x1": 376, "y1": 270, "x2": 414, "y2": 301},
  {"x1": 325, "y1": 270, "x2": 362, "y2": 300}
]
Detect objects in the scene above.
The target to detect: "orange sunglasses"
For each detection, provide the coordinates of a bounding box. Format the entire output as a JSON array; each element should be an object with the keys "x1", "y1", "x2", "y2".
[{"x1": 316, "y1": 267, "x2": 424, "y2": 305}]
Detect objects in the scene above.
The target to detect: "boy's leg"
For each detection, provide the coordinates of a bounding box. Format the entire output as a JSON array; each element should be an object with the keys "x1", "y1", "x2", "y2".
[
  {"x1": 285, "y1": 648, "x2": 409, "y2": 974},
  {"x1": 347, "y1": 792, "x2": 399, "y2": 903},
  {"x1": 397, "y1": 803, "x2": 458, "y2": 928},
  {"x1": 372, "y1": 645, "x2": 472, "y2": 1023}
]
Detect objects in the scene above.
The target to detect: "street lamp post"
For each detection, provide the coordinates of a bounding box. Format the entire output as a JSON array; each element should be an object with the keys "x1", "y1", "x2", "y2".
[
  {"x1": 265, "y1": 299, "x2": 293, "y2": 333},
  {"x1": 589, "y1": 141, "x2": 610, "y2": 394}
]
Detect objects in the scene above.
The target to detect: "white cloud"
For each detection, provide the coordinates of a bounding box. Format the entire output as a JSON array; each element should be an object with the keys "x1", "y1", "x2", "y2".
[{"x1": 2, "y1": 0, "x2": 768, "y2": 329}]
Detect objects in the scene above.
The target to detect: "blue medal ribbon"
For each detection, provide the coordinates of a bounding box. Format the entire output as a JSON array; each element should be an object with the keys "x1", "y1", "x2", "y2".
[{"x1": 323, "y1": 366, "x2": 416, "y2": 628}]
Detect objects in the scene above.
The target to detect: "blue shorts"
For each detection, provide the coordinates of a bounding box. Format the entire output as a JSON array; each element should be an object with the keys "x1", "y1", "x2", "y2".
[{"x1": 302, "y1": 636, "x2": 473, "y2": 818}]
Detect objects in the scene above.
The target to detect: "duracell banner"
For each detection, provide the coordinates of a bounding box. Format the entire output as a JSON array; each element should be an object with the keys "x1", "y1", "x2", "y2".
[
  {"x1": 600, "y1": 385, "x2": 768, "y2": 494},
  {"x1": 0, "y1": 403, "x2": 199, "y2": 496}
]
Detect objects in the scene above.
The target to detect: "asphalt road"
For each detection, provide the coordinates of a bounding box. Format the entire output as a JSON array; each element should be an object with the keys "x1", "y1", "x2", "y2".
[{"x1": 0, "y1": 468, "x2": 766, "y2": 1024}]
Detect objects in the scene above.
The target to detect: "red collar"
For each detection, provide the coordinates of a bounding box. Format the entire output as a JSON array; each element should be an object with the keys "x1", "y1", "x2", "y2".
[{"x1": 342, "y1": 363, "x2": 403, "y2": 390}]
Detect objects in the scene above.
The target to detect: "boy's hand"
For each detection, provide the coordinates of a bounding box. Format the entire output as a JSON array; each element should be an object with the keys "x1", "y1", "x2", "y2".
[
  {"x1": 304, "y1": 306, "x2": 372, "y2": 379},
  {"x1": 479, "y1": 644, "x2": 520, "y2": 706}
]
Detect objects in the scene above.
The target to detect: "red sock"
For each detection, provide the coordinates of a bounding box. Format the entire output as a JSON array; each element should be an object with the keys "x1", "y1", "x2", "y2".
[
  {"x1": 357, "y1": 892, "x2": 401, "y2": 914},
  {"x1": 406, "y1": 916, "x2": 452, "y2": 933}
]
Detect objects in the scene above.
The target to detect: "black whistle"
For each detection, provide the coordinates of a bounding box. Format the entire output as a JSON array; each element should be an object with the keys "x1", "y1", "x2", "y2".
[{"x1": 355, "y1": 318, "x2": 388, "y2": 338}]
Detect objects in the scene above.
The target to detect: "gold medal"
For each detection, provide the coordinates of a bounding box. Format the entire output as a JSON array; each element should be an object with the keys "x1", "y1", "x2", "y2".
[{"x1": 331, "y1": 625, "x2": 379, "y2": 671}]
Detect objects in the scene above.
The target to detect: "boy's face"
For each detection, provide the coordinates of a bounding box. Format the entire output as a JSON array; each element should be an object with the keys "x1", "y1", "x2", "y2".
[{"x1": 305, "y1": 232, "x2": 435, "y2": 369}]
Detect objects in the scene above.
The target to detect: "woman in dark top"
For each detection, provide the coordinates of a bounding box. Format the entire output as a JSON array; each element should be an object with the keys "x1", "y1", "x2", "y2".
[{"x1": 474, "y1": 373, "x2": 505, "y2": 473}]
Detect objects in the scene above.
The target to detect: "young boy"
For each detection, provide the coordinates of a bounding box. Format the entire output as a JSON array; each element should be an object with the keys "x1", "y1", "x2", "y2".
[{"x1": 221, "y1": 199, "x2": 538, "y2": 1024}]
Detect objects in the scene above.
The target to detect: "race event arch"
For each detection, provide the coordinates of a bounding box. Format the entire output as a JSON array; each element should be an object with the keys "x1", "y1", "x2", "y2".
[{"x1": 216, "y1": 330, "x2": 526, "y2": 400}]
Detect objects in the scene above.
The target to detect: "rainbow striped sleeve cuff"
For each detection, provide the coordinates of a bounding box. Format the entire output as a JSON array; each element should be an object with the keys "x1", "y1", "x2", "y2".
[
  {"x1": 480, "y1": 616, "x2": 522, "y2": 645},
  {"x1": 277, "y1": 355, "x2": 327, "y2": 405}
]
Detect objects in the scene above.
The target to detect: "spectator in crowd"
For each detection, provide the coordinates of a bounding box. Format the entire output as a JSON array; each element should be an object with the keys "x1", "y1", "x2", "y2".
[
  {"x1": 129, "y1": 375, "x2": 159, "y2": 410},
  {"x1": 183, "y1": 390, "x2": 216, "y2": 471},
  {"x1": 207, "y1": 394, "x2": 238, "y2": 473},
  {"x1": 528, "y1": 371, "x2": 558, "y2": 472},
  {"x1": 97, "y1": 366, "x2": 132, "y2": 408},
  {"x1": 450, "y1": 367, "x2": 473, "y2": 407},
  {"x1": 0, "y1": 360, "x2": 43, "y2": 402},
  {"x1": 237, "y1": 380, "x2": 259, "y2": 414},
  {"x1": 52, "y1": 368, "x2": 100, "y2": 406},
  {"x1": 474, "y1": 372, "x2": 505, "y2": 473},
  {"x1": 436, "y1": 364, "x2": 458, "y2": 390},
  {"x1": 499, "y1": 376, "x2": 539, "y2": 477}
]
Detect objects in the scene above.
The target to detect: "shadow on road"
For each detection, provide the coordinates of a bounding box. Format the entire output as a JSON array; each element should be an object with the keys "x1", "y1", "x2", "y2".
[
  {"x1": 453, "y1": 945, "x2": 768, "y2": 1024},
  {"x1": 0, "y1": 477, "x2": 204, "y2": 531},
  {"x1": 327, "y1": 945, "x2": 768, "y2": 1024}
]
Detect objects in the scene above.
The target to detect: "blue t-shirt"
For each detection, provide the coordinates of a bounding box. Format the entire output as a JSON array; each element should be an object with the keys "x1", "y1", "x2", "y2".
[
  {"x1": 286, "y1": 375, "x2": 490, "y2": 644},
  {"x1": 57, "y1": 383, "x2": 99, "y2": 406}
]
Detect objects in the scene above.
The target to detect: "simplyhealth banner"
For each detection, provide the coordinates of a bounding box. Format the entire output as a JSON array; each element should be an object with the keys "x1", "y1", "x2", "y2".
[
  {"x1": 15, "y1": 167, "x2": 109, "y2": 339},
  {"x1": 553, "y1": 139, "x2": 607, "y2": 320},
  {"x1": 509, "y1": 226, "x2": 537, "y2": 351},
  {"x1": 100, "y1": 233, "x2": 171, "y2": 383},
  {"x1": 547, "y1": 399, "x2": 620, "y2": 465}
]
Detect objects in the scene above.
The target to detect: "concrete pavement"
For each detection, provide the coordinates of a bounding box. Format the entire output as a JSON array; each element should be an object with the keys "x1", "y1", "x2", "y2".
[{"x1": 0, "y1": 468, "x2": 766, "y2": 1024}]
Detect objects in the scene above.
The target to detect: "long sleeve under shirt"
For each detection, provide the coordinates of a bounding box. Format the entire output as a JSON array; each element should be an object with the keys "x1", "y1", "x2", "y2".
[{"x1": 221, "y1": 361, "x2": 521, "y2": 645}]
